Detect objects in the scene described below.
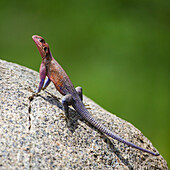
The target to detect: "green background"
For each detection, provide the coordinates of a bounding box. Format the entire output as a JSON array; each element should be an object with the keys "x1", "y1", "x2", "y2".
[{"x1": 0, "y1": 0, "x2": 169, "y2": 165}]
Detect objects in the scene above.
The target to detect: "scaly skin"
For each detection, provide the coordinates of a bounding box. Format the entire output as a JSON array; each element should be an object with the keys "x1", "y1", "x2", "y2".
[{"x1": 32, "y1": 35, "x2": 159, "y2": 156}]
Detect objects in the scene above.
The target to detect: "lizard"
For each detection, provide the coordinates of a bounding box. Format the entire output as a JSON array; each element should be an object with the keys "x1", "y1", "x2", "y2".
[{"x1": 32, "y1": 35, "x2": 159, "y2": 156}]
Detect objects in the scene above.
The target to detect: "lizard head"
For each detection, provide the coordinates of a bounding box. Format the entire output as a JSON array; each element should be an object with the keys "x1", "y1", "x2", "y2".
[{"x1": 32, "y1": 35, "x2": 51, "y2": 58}]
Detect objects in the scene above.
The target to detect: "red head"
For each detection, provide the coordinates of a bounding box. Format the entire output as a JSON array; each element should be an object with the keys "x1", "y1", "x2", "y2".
[{"x1": 32, "y1": 35, "x2": 51, "y2": 58}]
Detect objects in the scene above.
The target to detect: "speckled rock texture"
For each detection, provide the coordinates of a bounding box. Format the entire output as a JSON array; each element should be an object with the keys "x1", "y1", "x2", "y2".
[{"x1": 0, "y1": 59, "x2": 168, "y2": 170}]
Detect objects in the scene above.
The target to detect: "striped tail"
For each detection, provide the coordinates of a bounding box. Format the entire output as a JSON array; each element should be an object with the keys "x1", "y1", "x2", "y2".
[{"x1": 74, "y1": 102, "x2": 159, "y2": 156}]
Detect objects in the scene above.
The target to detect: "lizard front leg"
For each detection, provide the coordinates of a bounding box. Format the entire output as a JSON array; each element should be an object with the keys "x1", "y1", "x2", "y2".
[
  {"x1": 42, "y1": 77, "x2": 51, "y2": 90},
  {"x1": 36, "y1": 62, "x2": 46, "y2": 94}
]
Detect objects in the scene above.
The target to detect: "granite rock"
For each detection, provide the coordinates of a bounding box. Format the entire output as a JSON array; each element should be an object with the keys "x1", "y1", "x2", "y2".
[{"x1": 0, "y1": 59, "x2": 168, "y2": 169}]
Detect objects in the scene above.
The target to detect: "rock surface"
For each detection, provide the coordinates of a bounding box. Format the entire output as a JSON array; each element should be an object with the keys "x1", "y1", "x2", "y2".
[{"x1": 0, "y1": 59, "x2": 168, "y2": 169}]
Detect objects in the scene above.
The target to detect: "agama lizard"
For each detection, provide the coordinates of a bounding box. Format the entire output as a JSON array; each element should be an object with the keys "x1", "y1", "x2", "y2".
[{"x1": 32, "y1": 35, "x2": 159, "y2": 156}]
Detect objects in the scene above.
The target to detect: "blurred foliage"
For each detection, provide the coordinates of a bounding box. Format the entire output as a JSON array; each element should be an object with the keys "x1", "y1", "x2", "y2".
[{"x1": 0, "y1": 0, "x2": 169, "y2": 164}]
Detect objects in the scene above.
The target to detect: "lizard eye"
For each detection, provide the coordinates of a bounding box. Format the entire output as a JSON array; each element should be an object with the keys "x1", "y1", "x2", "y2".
[
  {"x1": 39, "y1": 39, "x2": 45, "y2": 43},
  {"x1": 44, "y1": 47, "x2": 48, "y2": 52}
]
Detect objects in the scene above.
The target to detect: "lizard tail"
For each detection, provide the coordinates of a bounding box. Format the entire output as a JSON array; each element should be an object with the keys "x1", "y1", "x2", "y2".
[
  {"x1": 90, "y1": 115, "x2": 159, "y2": 156},
  {"x1": 75, "y1": 103, "x2": 160, "y2": 156}
]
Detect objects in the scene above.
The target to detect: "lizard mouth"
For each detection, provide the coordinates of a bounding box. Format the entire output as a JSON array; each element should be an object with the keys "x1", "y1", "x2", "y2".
[
  {"x1": 32, "y1": 35, "x2": 42, "y2": 47},
  {"x1": 32, "y1": 35, "x2": 45, "y2": 58}
]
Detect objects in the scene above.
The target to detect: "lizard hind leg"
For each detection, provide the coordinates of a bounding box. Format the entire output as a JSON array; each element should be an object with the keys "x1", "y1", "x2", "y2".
[
  {"x1": 62, "y1": 94, "x2": 73, "y2": 119},
  {"x1": 75, "y1": 86, "x2": 83, "y2": 101}
]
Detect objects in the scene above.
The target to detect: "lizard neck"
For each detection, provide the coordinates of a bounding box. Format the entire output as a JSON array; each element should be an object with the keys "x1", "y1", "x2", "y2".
[{"x1": 42, "y1": 53, "x2": 52, "y2": 65}]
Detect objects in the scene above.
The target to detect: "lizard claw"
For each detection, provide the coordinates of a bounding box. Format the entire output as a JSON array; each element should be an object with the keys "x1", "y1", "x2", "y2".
[
  {"x1": 28, "y1": 92, "x2": 39, "y2": 101},
  {"x1": 32, "y1": 90, "x2": 40, "y2": 97}
]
